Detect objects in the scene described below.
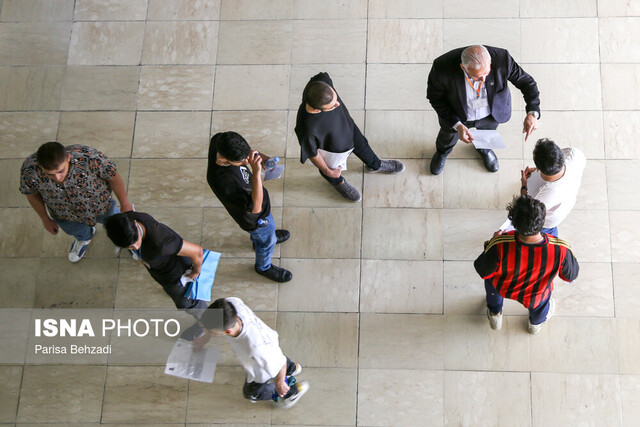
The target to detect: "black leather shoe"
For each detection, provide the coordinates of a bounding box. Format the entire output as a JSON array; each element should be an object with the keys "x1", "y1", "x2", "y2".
[
  {"x1": 256, "y1": 265, "x2": 293, "y2": 283},
  {"x1": 275, "y1": 229, "x2": 290, "y2": 244},
  {"x1": 479, "y1": 149, "x2": 499, "y2": 172},
  {"x1": 430, "y1": 152, "x2": 447, "y2": 175}
]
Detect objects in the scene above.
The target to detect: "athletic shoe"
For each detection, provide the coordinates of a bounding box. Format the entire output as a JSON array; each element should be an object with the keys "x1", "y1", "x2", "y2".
[
  {"x1": 180, "y1": 322, "x2": 205, "y2": 341},
  {"x1": 486, "y1": 308, "x2": 503, "y2": 330},
  {"x1": 290, "y1": 363, "x2": 302, "y2": 376},
  {"x1": 68, "y1": 227, "x2": 95, "y2": 263},
  {"x1": 275, "y1": 229, "x2": 290, "y2": 244},
  {"x1": 365, "y1": 159, "x2": 405, "y2": 174},
  {"x1": 333, "y1": 180, "x2": 361, "y2": 202},
  {"x1": 276, "y1": 381, "x2": 310, "y2": 410},
  {"x1": 255, "y1": 265, "x2": 293, "y2": 283},
  {"x1": 529, "y1": 298, "x2": 555, "y2": 334}
]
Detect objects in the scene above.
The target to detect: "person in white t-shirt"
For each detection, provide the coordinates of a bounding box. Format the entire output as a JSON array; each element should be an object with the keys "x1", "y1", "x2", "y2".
[
  {"x1": 195, "y1": 297, "x2": 310, "y2": 409},
  {"x1": 520, "y1": 138, "x2": 586, "y2": 237}
]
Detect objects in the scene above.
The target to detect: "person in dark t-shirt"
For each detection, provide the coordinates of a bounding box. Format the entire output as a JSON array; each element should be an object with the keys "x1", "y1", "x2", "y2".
[
  {"x1": 103, "y1": 211, "x2": 209, "y2": 340},
  {"x1": 207, "y1": 131, "x2": 292, "y2": 283},
  {"x1": 294, "y1": 72, "x2": 405, "y2": 202}
]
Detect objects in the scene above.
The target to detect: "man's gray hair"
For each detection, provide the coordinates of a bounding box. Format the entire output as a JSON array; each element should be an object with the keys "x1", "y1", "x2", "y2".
[{"x1": 461, "y1": 45, "x2": 491, "y2": 70}]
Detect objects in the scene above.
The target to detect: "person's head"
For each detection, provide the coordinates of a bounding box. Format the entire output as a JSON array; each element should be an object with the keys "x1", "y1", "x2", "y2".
[
  {"x1": 303, "y1": 80, "x2": 340, "y2": 112},
  {"x1": 103, "y1": 213, "x2": 142, "y2": 249},
  {"x1": 460, "y1": 45, "x2": 492, "y2": 82},
  {"x1": 533, "y1": 138, "x2": 565, "y2": 176},
  {"x1": 212, "y1": 132, "x2": 252, "y2": 166},
  {"x1": 36, "y1": 142, "x2": 71, "y2": 183},
  {"x1": 201, "y1": 298, "x2": 238, "y2": 334},
  {"x1": 507, "y1": 195, "x2": 546, "y2": 236}
]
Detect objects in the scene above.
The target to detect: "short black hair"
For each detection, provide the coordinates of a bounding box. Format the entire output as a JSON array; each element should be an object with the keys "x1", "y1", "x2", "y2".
[
  {"x1": 201, "y1": 298, "x2": 237, "y2": 330},
  {"x1": 303, "y1": 80, "x2": 334, "y2": 110},
  {"x1": 533, "y1": 138, "x2": 565, "y2": 175},
  {"x1": 36, "y1": 142, "x2": 67, "y2": 170},
  {"x1": 211, "y1": 132, "x2": 251, "y2": 162},
  {"x1": 103, "y1": 213, "x2": 138, "y2": 248},
  {"x1": 507, "y1": 195, "x2": 546, "y2": 236}
]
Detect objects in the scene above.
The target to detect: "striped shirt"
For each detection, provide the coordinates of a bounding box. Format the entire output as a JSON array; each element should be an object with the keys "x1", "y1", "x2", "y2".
[{"x1": 474, "y1": 231, "x2": 579, "y2": 308}]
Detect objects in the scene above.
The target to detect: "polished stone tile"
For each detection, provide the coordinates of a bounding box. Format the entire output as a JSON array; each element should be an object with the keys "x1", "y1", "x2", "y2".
[
  {"x1": 220, "y1": 0, "x2": 293, "y2": 20},
  {"x1": 0, "y1": 23, "x2": 71, "y2": 65},
  {"x1": 444, "y1": 314, "x2": 531, "y2": 371},
  {"x1": 362, "y1": 208, "x2": 443, "y2": 260},
  {"x1": 521, "y1": 18, "x2": 599, "y2": 63},
  {"x1": 0, "y1": 159, "x2": 30, "y2": 207},
  {"x1": 102, "y1": 366, "x2": 187, "y2": 423},
  {"x1": 617, "y1": 318, "x2": 640, "y2": 374},
  {"x1": 598, "y1": 0, "x2": 640, "y2": 16},
  {"x1": 530, "y1": 317, "x2": 618, "y2": 373},
  {"x1": 552, "y1": 262, "x2": 614, "y2": 317},
  {"x1": 560, "y1": 209, "x2": 611, "y2": 262},
  {"x1": 295, "y1": 0, "x2": 367, "y2": 18},
  {"x1": 0, "y1": 112, "x2": 58, "y2": 158},
  {"x1": 147, "y1": 0, "x2": 220, "y2": 20},
  {"x1": 270, "y1": 368, "x2": 357, "y2": 426},
  {"x1": 278, "y1": 258, "x2": 360, "y2": 312},
  {"x1": 536, "y1": 111, "x2": 604, "y2": 158},
  {"x1": 0, "y1": 208, "x2": 44, "y2": 257},
  {"x1": 613, "y1": 263, "x2": 640, "y2": 317},
  {"x1": 602, "y1": 64, "x2": 640, "y2": 110},
  {"x1": 574, "y1": 160, "x2": 607, "y2": 210},
  {"x1": 368, "y1": 0, "x2": 443, "y2": 18},
  {"x1": 610, "y1": 211, "x2": 640, "y2": 262},
  {"x1": 74, "y1": 0, "x2": 148, "y2": 20},
  {"x1": 444, "y1": 0, "x2": 519, "y2": 17},
  {"x1": 520, "y1": 0, "x2": 597, "y2": 17},
  {"x1": 0, "y1": 66, "x2": 64, "y2": 111},
  {"x1": 444, "y1": 371, "x2": 530, "y2": 427},
  {"x1": 142, "y1": 21, "x2": 218, "y2": 65},
  {"x1": 291, "y1": 20, "x2": 367, "y2": 64},
  {"x1": 281, "y1": 207, "x2": 361, "y2": 258},
  {"x1": 364, "y1": 111, "x2": 440, "y2": 158},
  {"x1": 1, "y1": 0, "x2": 74, "y2": 21},
  {"x1": 68, "y1": 22, "x2": 144, "y2": 65},
  {"x1": 358, "y1": 369, "x2": 443, "y2": 426},
  {"x1": 213, "y1": 65, "x2": 289, "y2": 110},
  {"x1": 604, "y1": 111, "x2": 640, "y2": 159},
  {"x1": 211, "y1": 111, "x2": 288, "y2": 156},
  {"x1": 620, "y1": 375, "x2": 640, "y2": 426},
  {"x1": 366, "y1": 64, "x2": 431, "y2": 110},
  {"x1": 360, "y1": 260, "x2": 443, "y2": 314},
  {"x1": 58, "y1": 112, "x2": 135, "y2": 158},
  {"x1": 0, "y1": 258, "x2": 38, "y2": 308},
  {"x1": 525, "y1": 64, "x2": 602, "y2": 111},
  {"x1": 277, "y1": 312, "x2": 358, "y2": 368},
  {"x1": 17, "y1": 366, "x2": 106, "y2": 423},
  {"x1": 607, "y1": 161, "x2": 640, "y2": 210},
  {"x1": 443, "y1": 209, "x2": 505, "y2": 261},
  {"x1": 531, "y1": 373, "x2": 622, "y2": 426},
  {"x1": 600, "y1": 18, "x2": 640, "y2": 63},
  {"x1": 288, "y1": 64, "x2": 366, "y2": 110},
  {"x1": 360, "y1": 313, "x2": 443, "y2": 369},
  {"x1": 133, "y1": 112, "x2": 210, "y2": 158},
  {"x1": 367, "y1": 19, "x2": 442, "y2": 64},
  {"x1": 61, "y1": 66, "x2": 139, "y2": 111},
  {"x1": 137, "y1": 66, "x2": 214, "y2": 111},
  {"x1": 0, "y1": 365, "x2": 21, "y2": 423},
  {"x1": 443, "y1": 19, "x2": 520, "y2": 59},
  {"x1": 217, "y1": 21, "x2": 291, "y2": 65},
  {"x1": 208, "y1": 259, "x2": 279, "y2": 311},
  {"x1": 363, "y1": 159, "x2": 443, "y2": 208}
]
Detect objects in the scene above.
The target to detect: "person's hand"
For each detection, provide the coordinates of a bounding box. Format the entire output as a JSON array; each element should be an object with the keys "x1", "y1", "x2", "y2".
[
  {"x1": 186, "y1": 266, "x2": 200, "y2": 280},
  {"x1": 523, "y1": 114, "x2": 538, "y2": 142},
  {"x1": 120, "y1": 202, "x2": 134, "y2": 212},
  {"x1": 275, "y1": 379, "x2": 290, "y2": 397},
  {"x1": 457, "y1": 124, "x2": 474, "y2": 144},
  {"x1": 42, "y1": 217, "x2": 59, "y2": 235},
  {"x1": 324, "y1": 165, "x2": 342, "y2": 179},
  {"x1": 248, "y1": 150, "x2": 262, "y2": 175},
  {"x1": 520, "y1": 166, "x2": 536, "y2": 187},
  {"x1": 493, "y1": 229, "x2": 503, "y2": 238},
  {"x1": 192, "y1": 331, "x2": 211, "y2": 353}
]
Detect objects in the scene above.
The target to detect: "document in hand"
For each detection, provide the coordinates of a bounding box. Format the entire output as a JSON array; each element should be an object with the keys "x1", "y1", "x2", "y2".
[
  {"x1": 165, "y1": 339, "x2": 219, "y2": 383},
  {"x1": 470, "y1": 129, "x2": 506, "y2": 150},
  {"x1": 184, "y1": 249, "x2": 221, "y2": 301},
  {"x1": 317, "y1": 148, "x2": 354, "y2": 171}
]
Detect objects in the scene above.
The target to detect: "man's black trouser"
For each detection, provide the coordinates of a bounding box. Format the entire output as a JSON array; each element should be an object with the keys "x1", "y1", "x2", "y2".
[
  {"x1": 434, "y1": 115, "x2": 499, "y2": 156},
  {"x1": 320, "y1": 125, "x2": 381, "y2": 185}
]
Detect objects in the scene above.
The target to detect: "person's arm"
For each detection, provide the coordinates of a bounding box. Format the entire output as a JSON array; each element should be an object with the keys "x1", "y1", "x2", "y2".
[
  {"x1": 309, "y1": 153, "x2": 342, "y2": 179},
  {"x1": 520, "y1": 166, "x2": 536, "y2": 196},
  {"x1": 503, "y1": 51, "x2": 540, "y2": 141},
  {"x1": 560, "y1": 249, "x2": 579, "y2": 283},
  {"x1": 274, "y1": 362, "x2": 290, "y2": 397},
  {"x1": 474, "y1": 239, "x2": 500, "y2": 279},
  {"x1": 426, "y1": 63, "x2": 463, "y2": 130},
  {"x1": 247, "y1": 151, "x2": 264, "y2": 214},
  {"x1": 108, "y1": 172, "x2": 133, "y2": 212},
  {"x1": 26, "y1": 193, "x2": 58, "y2": 235},
  {"x1": 193, "y1": 329, "x2": 212, "y2": 352},
  {"x1": 177, "y1": 240, "x2": 204, "y2": 280}
]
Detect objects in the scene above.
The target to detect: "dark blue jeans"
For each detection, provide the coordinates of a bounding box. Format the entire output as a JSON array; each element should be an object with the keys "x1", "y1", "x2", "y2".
[
  {"x1": 541, "y1": 227, "x2": 558, "y2": 238},
  {"x1": 242, "y1": 357, "x2": 298, "y2": 401},
  {"x1": 55, "y1": 198, "x2": 119, "y2": 241},
  {"x1": 249, "y1": 212, "x2": 277, "y2": 271},
  {"x1": 485, "y1": 280, "x2": 551, "y2": 325}
]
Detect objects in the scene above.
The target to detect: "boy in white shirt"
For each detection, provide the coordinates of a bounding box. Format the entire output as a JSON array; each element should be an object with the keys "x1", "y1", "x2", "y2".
[{"x1": 196, "y1": 297, "x2": 310, "y2": 409}]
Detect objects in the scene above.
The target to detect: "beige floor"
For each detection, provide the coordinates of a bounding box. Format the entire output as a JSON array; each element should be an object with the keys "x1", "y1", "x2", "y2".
[{"x1": 1, "y1": 0, "x2": 640, "y2": 425}]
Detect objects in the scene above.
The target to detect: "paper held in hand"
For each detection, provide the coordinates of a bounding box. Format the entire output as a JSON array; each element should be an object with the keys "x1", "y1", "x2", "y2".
[
  {"x1": 470, "y1": 129, "x2": 506, "y2": 150},
  {"x1": 317, "y1": 148, "x2": 354, "y2": 171},
  {"x1": 165, "y1": 339, "x2": 219, "y2": 383}
]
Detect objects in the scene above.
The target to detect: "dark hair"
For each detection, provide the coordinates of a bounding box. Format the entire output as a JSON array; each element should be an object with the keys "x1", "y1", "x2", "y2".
[
  {"x1": 211, "y1": 132, "x2": 251, "y2": 162},
  {"x1": 103, "y1": 214, "x2": 139, "y2": 248},
  {"x1": 533, "y1": 138, "x2": 565, "y2": 175},
  {"x1": 507, "y1": 195, "x2": 546, "y2": 236},
  {"x1": 201, "y1": 298, "x2": 237, "y2": 330},
  {"x1": 303, "y1": 80, "x2": 334, "y2": 110},
  {"x1": 36, "y1": 142, "x2": 67, "y2": 170}
]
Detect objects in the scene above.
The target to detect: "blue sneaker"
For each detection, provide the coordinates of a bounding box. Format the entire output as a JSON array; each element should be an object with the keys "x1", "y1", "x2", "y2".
[{"x1": 68, "y1": 227, "x2": 95, "y2": 263}]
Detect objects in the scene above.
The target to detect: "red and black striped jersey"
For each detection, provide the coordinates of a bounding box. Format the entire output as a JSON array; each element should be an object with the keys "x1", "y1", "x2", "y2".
[{"x1": 474, "y1": 231, "x2": 579, "y2": 309}]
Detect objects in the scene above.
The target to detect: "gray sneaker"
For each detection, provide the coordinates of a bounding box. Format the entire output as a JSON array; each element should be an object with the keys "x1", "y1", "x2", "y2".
[
  {"x1": 366, "y1": 159, "x2": 405, "y2": 174},
  {"x1": 333, "y1": 180, "x2": 361, "y2": 202}
]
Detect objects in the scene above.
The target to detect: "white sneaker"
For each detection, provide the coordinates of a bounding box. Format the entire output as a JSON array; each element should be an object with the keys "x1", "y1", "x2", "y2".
[
  {"x1": 486, "y1": 308, "x2": 503, "y2": 330},
  {"x1": 529, "y1": 298, "x2": 555, "y2": 334},
  {"x1": 291, "y1": 363, "x2": 302, "y2": 376},
  {"x1": 68, "y1": 227, "x2": 95, "y2": 263},
  {"x1": 276, "y1": 380, "x2": 310, "y2": 410}
]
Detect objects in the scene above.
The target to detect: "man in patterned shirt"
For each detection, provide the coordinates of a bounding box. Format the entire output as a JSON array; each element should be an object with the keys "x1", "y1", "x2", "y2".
[{"x1": 20, "y1": 142, "x2": 133, "y2": 262}]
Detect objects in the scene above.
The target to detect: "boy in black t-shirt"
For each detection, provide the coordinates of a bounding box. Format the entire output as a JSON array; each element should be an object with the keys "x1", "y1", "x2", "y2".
[
  {"x1": 207, "y1": 132, "x2": 292, "y2": 283},
  {"x1": 294, "y1": 72, "x2": 405, "y2": 202},
  {"x1": 103, "y1": 211, "x2": 209, "y2": 340}
]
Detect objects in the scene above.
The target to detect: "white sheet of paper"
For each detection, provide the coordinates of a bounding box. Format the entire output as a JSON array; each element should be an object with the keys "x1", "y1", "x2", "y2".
[
  {"x1": 470, "y1": 129, "x2": 506, "y2": 150},
  {"x1": 165, "y1": 339, "x2": 219, "y2": 383},
  {"x1": 264, "y1": 164, "x2": 284, "y2": 181},
  {"x1": 317, "y1": 148, "x2": 354, "y2": 171},
  {"x1": 499, "y1": 219, "x2": 515, "y2": 232}
]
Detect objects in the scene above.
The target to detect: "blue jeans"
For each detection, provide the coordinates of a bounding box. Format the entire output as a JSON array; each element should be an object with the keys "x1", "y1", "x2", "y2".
[
  {"x1": 541, "y1": 227, "x2": 558, "y2": 238},
  {"x1": 55, "y1": 199, "x2": 119, "y2": 241},
  {"x1": 485, "y1": 280, "x2": 551, "y2": 325},
  {"x1": 249, "y1": 212, "x2": 277, "y2": 272}
]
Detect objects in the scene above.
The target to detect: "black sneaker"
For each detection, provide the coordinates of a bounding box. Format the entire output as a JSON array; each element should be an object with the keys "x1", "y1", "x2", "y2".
[
  {"x1": 365, "y1": 159, "x2": 405, "y2": 174},
  {"x1": 276, "y1": 229, "x2": 290, "y2": 244},
  {"x1": 430, "y1": 152, "x2": 447, "y2": 175},
  {"x1": 332, "y1": 180, "x2": 361, "y2": 202},
  {"x1": 256, "y1": 265, "x2": 293, "y2": 283},
  {"x1": 180, "y1": 322, "x2": 205, "y2": 341}
]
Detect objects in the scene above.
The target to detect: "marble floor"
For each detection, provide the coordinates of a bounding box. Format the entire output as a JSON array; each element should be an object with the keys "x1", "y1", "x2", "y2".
[{"x1": 1, "y1": 0, "x2": 640, "y2": 425}]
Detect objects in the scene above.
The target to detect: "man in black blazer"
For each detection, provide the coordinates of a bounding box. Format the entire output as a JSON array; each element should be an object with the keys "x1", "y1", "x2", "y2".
[{"x1": 427, "y1": 45, "x2": 541, "y2": 175}]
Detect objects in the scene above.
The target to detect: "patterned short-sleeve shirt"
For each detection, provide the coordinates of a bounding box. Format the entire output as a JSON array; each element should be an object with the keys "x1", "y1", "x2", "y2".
[{"x1": 19, "y1": 145, "x2": 117, "y2": 226}]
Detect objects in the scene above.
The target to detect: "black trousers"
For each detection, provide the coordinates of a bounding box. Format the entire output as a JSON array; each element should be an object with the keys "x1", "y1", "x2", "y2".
[
  {"x1": 320, "y1": 125, "x2": 381, "y2": 185},
  {"x1": 242, "y1": 357, "x2": 298, "y2": 401},
  {"x1": 161, "y1": 281, "x2": 208, "y2": 319},
  {"x1": 434, "y1": 115, "x2": 499, "y2": 156}
]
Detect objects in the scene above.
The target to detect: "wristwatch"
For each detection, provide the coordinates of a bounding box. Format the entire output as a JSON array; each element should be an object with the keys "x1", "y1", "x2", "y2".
[{"x1": 527, "y1": 111, "x2": 540, "y2": 119}]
